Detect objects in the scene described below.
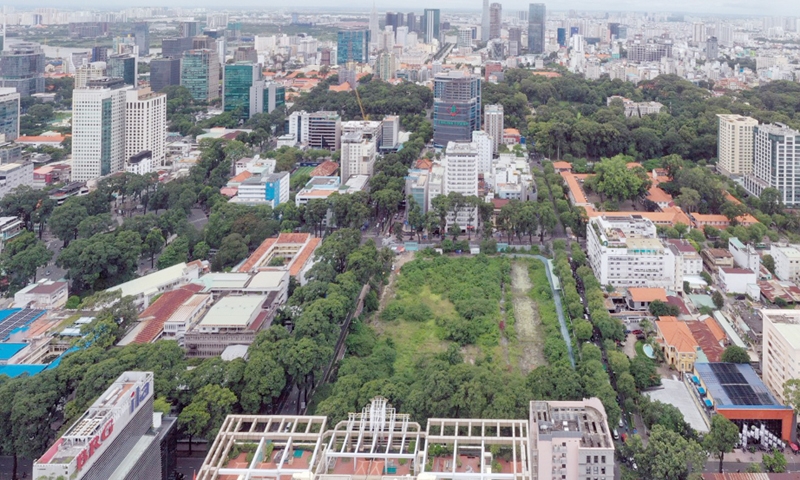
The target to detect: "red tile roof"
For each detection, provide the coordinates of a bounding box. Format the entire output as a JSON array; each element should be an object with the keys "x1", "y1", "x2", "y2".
[
  {"x1": 310, "y1": 161, "x2": 338, "y2": 177},
  {"x1": 276, "y1": 232, "x2": 311, "y2": 244},
  {"x1": 686, "y1": 321, "x2": 725, "y2": 362},
  {"x1": 290, "y1": 237, "x2": 321, "y2": 276},
  {"x1": 238, "y1": 237, "x2": 278, "y2": 272},
  {"x1": 134, "y1": 284, "x2": 203, "y2": 344},
  {"x1": 16, "y1": 135, "x2": 66, "y2": 143}
]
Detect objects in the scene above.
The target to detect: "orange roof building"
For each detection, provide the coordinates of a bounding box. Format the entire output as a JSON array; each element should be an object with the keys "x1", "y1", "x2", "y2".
[
  {"x1": 552, "y1": 161, "x2": 572, "y2": 172},
  {"x1": 310, "y1": 160, "x2": 339, "y2": 177},
  {"x1": 691, "y1": 213, "x2": 759, "y2": 228},
  {"x1": 655, "y1": 319, "x2": 700, "y2": 372},
  {"x1": 237, "y1": 233, "x2": 322, "y2": 281}
]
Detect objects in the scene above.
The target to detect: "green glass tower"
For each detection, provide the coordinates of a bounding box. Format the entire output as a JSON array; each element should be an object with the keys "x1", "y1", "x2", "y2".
[
  {"x1": 336, "y1": 30, "x2": 370, "y2": 65},
  {"x1": 224, "y1": 63, "x2": 260, "y2": 119},
  {"x1": 180, "y1": 49, "x2": 220, "y2": 101}
]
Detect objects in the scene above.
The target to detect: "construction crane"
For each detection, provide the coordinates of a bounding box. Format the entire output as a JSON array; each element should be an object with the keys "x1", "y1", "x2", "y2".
[{"x1": 354, "y1": 86, "x2": 368, "y2": 121}]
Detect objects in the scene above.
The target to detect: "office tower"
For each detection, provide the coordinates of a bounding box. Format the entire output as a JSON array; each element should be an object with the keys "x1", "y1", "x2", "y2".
[
  {"x1": 308, "y1": 112, "x2": 341, "y2": 151},
  {"x1": 489, "y1": 3, "x2": 502, "y2": 40},
  {"x1": 182, "y1": 20, "x2": 199, "y2": 38},
  {"x1": 0, "y1": 89, "x2": 19, "y2": 141},
  {"x1": 91, "y1": 46, "x2": 108, "y2": 63},
  {"x1": 161, "y1": 37, "x2": 193, "y2": 59},
  {"x1": 134, "y1": 22, "x2": 150, "y2": 56},
  {"x1": 557, "y1": 27, "x2": 566, "y2": 47},
  {"x1": 744, "y1": 123, "x2": 800, "y2": 206},
  {"x1": 181, "y1": 49, "x2": 220, "y2": 101},
  {"x1": 396, "y1": 26, "x2": 409, "y2": 47},
  {"x1": 693, "y1": 22, "x2": 706, "y2": 44},
  {"x1": 472, "y1": 130, "x2": 493, "y2": 174},
  {"x1": 483, "y1": 104, "x2": 504, "y2": 155},
  {"x1": 107, "y1": 54, "x2": 137, "y2": 86},
  {"x1": 72, "y1": 77, "x2": 131, "y2": 182},
  {"x1": 717, "y1": 114, "x2": 757, "y2": 177},
  {"x1": 457, "y1": 27, "x2": 473, "y2": 48},
  {"x1": 443, "y1": 141, "x2": 479, "y2": 229},
  {"x1": 73, "y1": 62, "x2": 105, "y2": 88},
  {"x1": 341, "y1": 131, "x2": 377, "y2": 182},
  {"x1": 207, "y1": 13, "x2": 229, "y2": 29},
  {"x1": 706, "y1": 36, "x2": 719, "y2": 59},
  {"x1": 375, "y1": 52, "x2": 396, "y2": 80},
  {"x1": 381, "y1": 115, "x2": 400, "y2": 150},
  {"x1": 385, "y1": 12, "x2": 399, "y2": 32},
  {"x1": 406, "y1": 12, "x2": 417, "y2": 33},
  {"x1": 422, "y1": 9, "x2": 440, "y2": 44},
  {"x1": 250, "y1": 80, "x2": 285, "y2": 115},
  {"x1": 369, "y1": 3, "x2": 380, "y2": 49},
  {"x1": 481, "y1": 0, "x2": 490, "y2": 41},
  {"x1": 527, "y1": 3, "x2": 546, "y2": 54},
  {"x1": 149, "y1": 57, "x2": 181, "y2": 93},
  {"x1": 432, "y1": 71, "x2": 481, "y2": 147},
  {"x1": 192, "y1": 35, "x2": 215, "y2": 50},
  {"x1": 126, "y1": 89, "x2": 167, "y2": 168},
  {"x1": 224, "y1": 63, "x2": 261, "y2": 119},
  {"x1": 508, "y1": 26, "x2": 522, "y2": 45},
  {"x1": 234, "y1": 46, "x2": 258, "y2": 63},
  {"x1": 337, "y1": 30, "x2": 370, "y2": 65},
  {"x1": 0, "y1": 43, "x2": 45, "y2": 97}
]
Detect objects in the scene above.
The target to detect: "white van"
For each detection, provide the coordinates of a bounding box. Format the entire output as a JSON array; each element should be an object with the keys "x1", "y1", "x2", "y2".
[{"x1": 613, "y1": 429, "x2": 619, "y2": 440}]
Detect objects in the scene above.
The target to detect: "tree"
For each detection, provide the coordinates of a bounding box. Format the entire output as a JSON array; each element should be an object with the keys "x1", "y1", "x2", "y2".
[
  {"x1": 762, "y1": 254, "x2": 776, "y2": 275},
  {"x1": 212, "y1": 233, "x2": 249, "y2": 271},
  {"x1": 158, "y1": 236, "x2": 190, "y2": 269},
  {"x1": 759, "y1": 187, "x2": 783, "y2": 215},
  {"x1": 763, "y1": 451, "x2": 787, "y2": 473},
  {"x1": 144, "y1": 228, "x2": 166, "y2": 268},
  {"x1": 720, "y1": 345, "x2": 750, "y2": 364},
  {"x1": 632, "y1": 425, "x2": 706, "y2": 480},
  {"x1": 177, "y1": 400, "x2": 210, "y2": 455},
  {"x1": 648, "y1": 300, "x2": 680, "y2": 317},
  {"x1": 585, "y1": 155, "x2": 650, "y2": 202},
  {"x1": 710, "y1": 290, "x2": 724, "y2": 310},
  {"x1": 783, "y1": 379, "x2": 800, "y2": 413},
  {"x1": 704, "y1": 415, "x2": 740, "y2": 473},
  {"x1": 0, "y1": 231, "x2": 52, "y2": 291},
  {"x1": 49, "y1": 200, "x2": 89, "y2": 246},
  {"x1": 630, "y1": 355, "x2": 659, "y2": 390},
  {"x1": 241, "y1": 350, "x2": 286, "y2": 413}
]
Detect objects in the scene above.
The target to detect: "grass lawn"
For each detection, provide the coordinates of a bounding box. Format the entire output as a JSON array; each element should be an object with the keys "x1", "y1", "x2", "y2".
[
  {"x1": 53, "y1": 313, "x2": 83, "y2": 333},
  {"x1": 292, "y1": 166, "x2": 314, "y2": 178},
  {"x1": 635, "y1": 341, "x2": 645, "y2": 357}
]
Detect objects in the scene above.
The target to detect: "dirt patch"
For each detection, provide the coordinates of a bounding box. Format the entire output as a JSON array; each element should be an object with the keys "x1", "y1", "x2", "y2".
[
  {"x1": 510, "y1": 262, "x2": 546, "y2": 371},
  {"x1": 377, "y1": 251, "x2": 415, "y2": 313}
]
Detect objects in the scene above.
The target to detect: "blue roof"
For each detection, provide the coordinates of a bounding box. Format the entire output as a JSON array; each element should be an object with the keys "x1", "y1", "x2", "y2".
[
  {"x1": 0, "y1": 343, "x2": 26, "y2": 361},
  {"x1": 0, "y1": 308, "x2": 20, "y2": 323},
  {"x1": 695, "y1": 362, "x2": 785, "y2": 408},
  {"x1": 0, "y1": 364, "x2": 46, "y2": 378}
]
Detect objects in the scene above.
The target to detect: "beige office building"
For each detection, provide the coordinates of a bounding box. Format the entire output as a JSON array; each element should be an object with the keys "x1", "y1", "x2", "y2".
[
  {"x1": 717, "y1": 114, "x2": 757, "y2": 177},
  {"x1": 761, "y1": 309, "x2": 800, "y2": 404}
]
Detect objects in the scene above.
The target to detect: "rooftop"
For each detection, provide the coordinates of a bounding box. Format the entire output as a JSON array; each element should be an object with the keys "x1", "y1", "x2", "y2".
[
  {"x1": 628, "y1": 287, "x2": 668, "y2": 303},
  {"x1": 133, "y1": 284, "x2": 204, "y2": 344},
  {"x1": 656, "y1": 320, "x2": 698, "y2": 353},
  {"x1": 198, "y1": 295, "x2": 266, "y2": 328},
  {"x1": 309, "y1": 160, "x2": 338, "y2": 177},
  {"x1": 695, "y1": 362, "x2": 784, "y2": 407},
  {"x1": 108, "y1": 262, "x2": 196, "y2": 299},
  {"x1": 686, "y1": 320, "x2": 725, "y2": 362},
  {"x1": 762, "y1": 309, "x2": 800, "y2": 347}
]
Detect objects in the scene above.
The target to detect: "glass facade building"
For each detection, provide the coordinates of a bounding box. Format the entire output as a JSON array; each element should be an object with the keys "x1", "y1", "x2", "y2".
[
  {"x1": 432, "y1": 71, "x2": 481, "y2": 148},
  {"x1": 527, "y1": 3, "x2": 546, "y2": 54},
  {"x1": 107, "y1": 54, "x2": 137, "y2": 86},
  {"x1": 149, "y1": 58, "x2": 181, "y2": 93},
  {"x1": 181, "y1": 49, "x2": 220, "y2": 101},
  {"x1": 224, "y1": 63, "x2": 260, "y2": 119},
  {"x1": 336, "y1": 30, "x2": 370, "y2": 65},
  {"x1": 0, "y1": 43, "x2": 45, "y2": 97},
  {"x1": 0, "y1": 89, "x2": 20, "y2": 141},
  {"x1": 422, "y1": 9, "x2": 440, "y2": 44}
]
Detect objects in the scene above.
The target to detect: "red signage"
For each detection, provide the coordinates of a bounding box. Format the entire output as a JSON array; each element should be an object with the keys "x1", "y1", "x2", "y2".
[{"x1": 75, "y1": 419, "x2": 114, "y2": 472}]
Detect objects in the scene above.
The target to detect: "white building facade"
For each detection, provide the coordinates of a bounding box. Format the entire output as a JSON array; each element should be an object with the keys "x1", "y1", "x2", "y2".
[
  {"x1": 483, "y1": 103, "x2": 504, "y2": 155},
  {"x1": 125, "y1": 89, "x2": 167, "y2": 168},
  {"x1": 744, "y1": 123, "x2": 800, "y2": 205},
  {"x1": 717, "y1": 114, "x2": 757, "y2": 177},
  {"x1": 443, "y1": 141, "x2": 478, "y2": 230}
]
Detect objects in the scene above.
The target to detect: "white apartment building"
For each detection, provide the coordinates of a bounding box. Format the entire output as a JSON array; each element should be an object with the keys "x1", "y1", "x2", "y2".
[
  {"x1": 770, "y1": 245, "x2": 800, "y2": 283},
  {"x1": 744, "y1": 123, "x2": 800, "y2": 206},
  {"x1": 472, "y1": 130, "x2": 493, "y2": 174},
  {"x1": 717, "y1": 114, "x2": 757, "y2": 177},
  {"x1": 125, "y1": 89, "x2": 167, "y2": 168},
  {"x1": 729, "y1": 237, "x2": 761, "y2": 273},
  {"x1": 667, "y1": 239, "x2": 703, "y2": 277},
  {"x1": 761, "y1": 309, "x2": 800, "y2": 404},
  {"x1": 0, "y1": 161, "x2": 32, "y2": 199},
  {"x1": 531, "y1": 398, "x2": 615, "y2": 480},
  {"x1": 71, "y1": 78, "x2": 131, "y2": 182},
  {"x1": 235, "y1": 171, "x2": 290, "y2": 208},
  {"x1": 125, "y1": 151, "x2": 153, "y2": 175},
  {"x1": 73, "y1": 61, "x2": 106, "y2": 88},
  {"x1": 587, "y1": 215, "x2": 676, "y2": 288},
  {"x1": 340, "y1": 132, "x2": 376, "y2": 182},
  {"x1": 443, "y1": 140, "x2": 478, "y2": 230},
  {"x1": 483, "y1": 103, "x2": 504, "y2": 155}
]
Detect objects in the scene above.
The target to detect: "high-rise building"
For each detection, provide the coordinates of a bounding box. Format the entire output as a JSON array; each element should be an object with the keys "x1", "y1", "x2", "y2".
[
  {"x1": 126, "y1": 89, "x2": 167, "y2": 168},
  {"x1": 508, "y1": 27, "x2": 522, "y2": 55},
  {"x1": 369, "y1": 3, "x2": 380, "y2": 50},
  {"x1": 489, "y1": 3, "x2": 502, "y2": 40},
  {"x1": 161, "y1": 37, "x2": 193, "y2": 59},
  {"x1": 149, "y1": 57, "x2": 181, "y2": 93},
  {"x1": 74, "y1": 62, "x2": 106, "y2": 88},
  {"x1": 744, "y1": 123, "x2": 800, "y2": 206},
  {"x1": 693, "y1": 22, "x2": 706, "y2": 44},
  {"x1": 396, "y1": 26, "x2": 409, "y2": 47},
  {"x1": 716, "y1": 114, "x2": 757, "y2": 177},
  {"x1": 761, "y1": 310, "x2": 800, "y2": 404},
  {"x1": 224, "y1": 62, "x2": 261, "y2": 119},
  {"x1": 337, "y1": 30, "x2": 370, "y2": 65},
  {"x1": 91, "y1": 46, "x2": 108, "y2": 63},
  {"x1": 557, "y1": 27, "x2": 567, "y2": 47},
  {"x1": 527, "y1": 3, "x2": 546, "y2": 54},
  {"x1": 422, "y1": 9, "x2": 440, "y2": 44},
  {"x1": 250, "y1": 80, "x2": 285, "y2": 116},
  {"x1": 443, "y1": 140, "x2": 479, "y2": 229},
  {"x1": 71, "y1": 77, "x2": 131, "y2": 182},
  {"x1": 308, "y1": 112, "x2": 342, "y2": 151},
  {"x1": 107, "y1": 54, "x2": 137, "y2": 86},
  {"x1": 134, "y1": 22, "x2": 150, "y2": 56},
  {"x1": 381, "y1": 115, "x2": 400, "y2": 150},
  {"x1": 706, "y1": 36, "x2": 719, "y2": 59},
  {"x1": 483, "y1": 104, "x2": 504, "y2": 155},
  {"x1": 182, "y1": 21, "x2": 199, "y2": 38},
  {"x1": 181, "y1": 49, "x2": 220, "y2": 101},
  {"x1": 0, "y1": 88, "x2": 20, "y2": 141},
  {"x1": 375, "y1": 52, "x2": 396, "y2": 80},
  {"x1": 341, "y1": 131, "x2": 377, "y2": 182},
  {"x1": 626, "y1": 39, "x2": 672, "y2": 62},
  {"x1": 472, "y1": 130, "x2": 493, "y2": 174},
  {"x1": 609, "y1": 22, "x2": 620, "y2": 40},
  {"x1": 34, "y1": 372, "x2": 177, "y2": 480},
  {"x1": 481, "y1": 0, "x2": 490, "y2": 42},
  {"x1": 432, "y1": 71, "x2": 481, "y2": 147},
  {"x1": 0, "y1": 43, "x2": 45, "y2": 97},
  {"x1": 406, "y1": 12, "x2": 417, "y2": 33},
  {"x1": 457, "y1": 27, "x2": 473, "y2": 48},
  {"x1": 385, "y1": 12, "x2": 400, "y2": 32}
]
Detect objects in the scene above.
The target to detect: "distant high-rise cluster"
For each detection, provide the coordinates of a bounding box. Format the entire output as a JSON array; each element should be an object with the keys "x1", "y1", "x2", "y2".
[
  {"x1": 489, "y1": 3, "x2": 502, "y2": 40},
  {"x1": 527, "y1": 3, "x2": 546, "y2": 54}
]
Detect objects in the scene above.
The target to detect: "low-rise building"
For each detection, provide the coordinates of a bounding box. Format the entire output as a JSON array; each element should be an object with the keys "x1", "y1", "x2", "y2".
[
  {"x1": 13, "y1": 280, "x2": 68, "y2": 309},
  {"x1": 626, "y1": 287, "x2": 667, "y2": 311},
  {"x1": 729, "y1": 237, "x2": 761, "y2": 272},
  {"x1": 184, "y1": 295, "x2": 273, "y2": 357},
  {"x1": 162, "y1": 293, "x2": 213, "y2": 341},
  {"x1": 233, "y1": 171, "x2": 290, "y2": 208},
  {"x1": 107, "y1": 261, "x2": 204, "y2": 309},
  {"x1": 668, "y1": 239, "x2": 703, "y2": 276},
  {"x1": 702, "y1": 248, "x2": 735, "y2": 272},
  {"x1": 655, "y1": 316, "x2": 698, "y2": 372},
  {"x1": 118, "y1": 284, "x2": 205, "y2": 345},
  {"x1": 0, "y1": 161, "x2": 33, "y2": 199},
  {"x1": 125, "y1": 150, "x2": 154, "y2": 175},
  {"x1": 0, "y1": 216, "x2": 23, "y2": 253},
  {"x1": 237, "y1": 233, "x2": 321, "y2": 284},
  {"x1": 718, "y1": 267, "x2": 757, "y2": 294}
]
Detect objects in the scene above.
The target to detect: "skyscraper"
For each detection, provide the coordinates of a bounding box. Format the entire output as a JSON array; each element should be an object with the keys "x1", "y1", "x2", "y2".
[
  {"x1": 481, "y1": 0, "x2": 490, "y2": 42},
  {"x1": 181, "y1": 21, "x2": 199, "y2": 38},
  {"x1": 149, "y1": 57, "x2": 181, "y2": 93},
  {"x1": 706, "y1": 36, "x2": 719, "y2": 59},
  {"x1": 126, "y1": 89, "x2": 167, "y2": 168},
  {"x1": 224, "y1": 62, "x2": 261, "y2": 119},
  {"x1": 161, "y1": 37, "x2": 193, "y2": 59},
  {"x1": 72, "y1": 77, "x2": 131, "y2": 181},
  {"x1": 432, "y1": 71, "x2": 481, "y2": 147},
  {"x1": 406, "y1": 12, "x2": 417, "y2": 33},
  {"x1": 369, "y1": 3, "x2": 380, "y2": 50},
  {"x1": 376, "y1": 52, "x2": 396, "y2": 80},
  {"x1": 91, "y1": 46, "x2": 108, "y2": 63},
  {"x1": 489, "y1": 3, "x2": 502, "y2": 40},
  {"x1": 181, "y1": 49, "x2": 220, "y2": 101},
  {"x1": 0, "y1": 88, "x2": 20, "y2": 142},
  {"x1": 744, "y1": 123, "x2": 800, "y2": 206},
  {"x1": 483, "y1": 104, "x2": 504, "y2": 155},
  {"x1": 716, "y1": 114, "x2": 757, "y2": 178},
  {"x1": 527, "y1": 3, "x2": 546, "y2": 54},
  {"x1": 337, "y1": 30, "x2": 370, "y2": 65},
  {"x1": 443, "y1": 141, "x2": 479, "y2": 229},
  {"x1": 422, "y1": 9, "x2": 440, "y2": 44},
  {"x1": 0, "y1": 43, "x2": 45, "y2": 97},
  {"x1": 107, "y1": 54, "x2": 137, "y2": 86},
  {"x1": 250, "y1": 81, "x2": 285, "y2": 116},
  {"x1": 557, "y1": 27, "x2": 566, "y2": 47},
  {"x1": 385, "y1": 12, "x2": 401, "y2": 32},
  {"x1": 134, "y1": 22, "x2": 150, "y2": 56}
]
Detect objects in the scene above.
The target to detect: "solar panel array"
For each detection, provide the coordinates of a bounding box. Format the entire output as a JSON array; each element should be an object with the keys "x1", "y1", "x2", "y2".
[
  {"x1": 709, "y1": 363, "x2": 774, "y2": 405},
  {"x1": 0, "y1": 309, "x2": 45, "y2": 340}
]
